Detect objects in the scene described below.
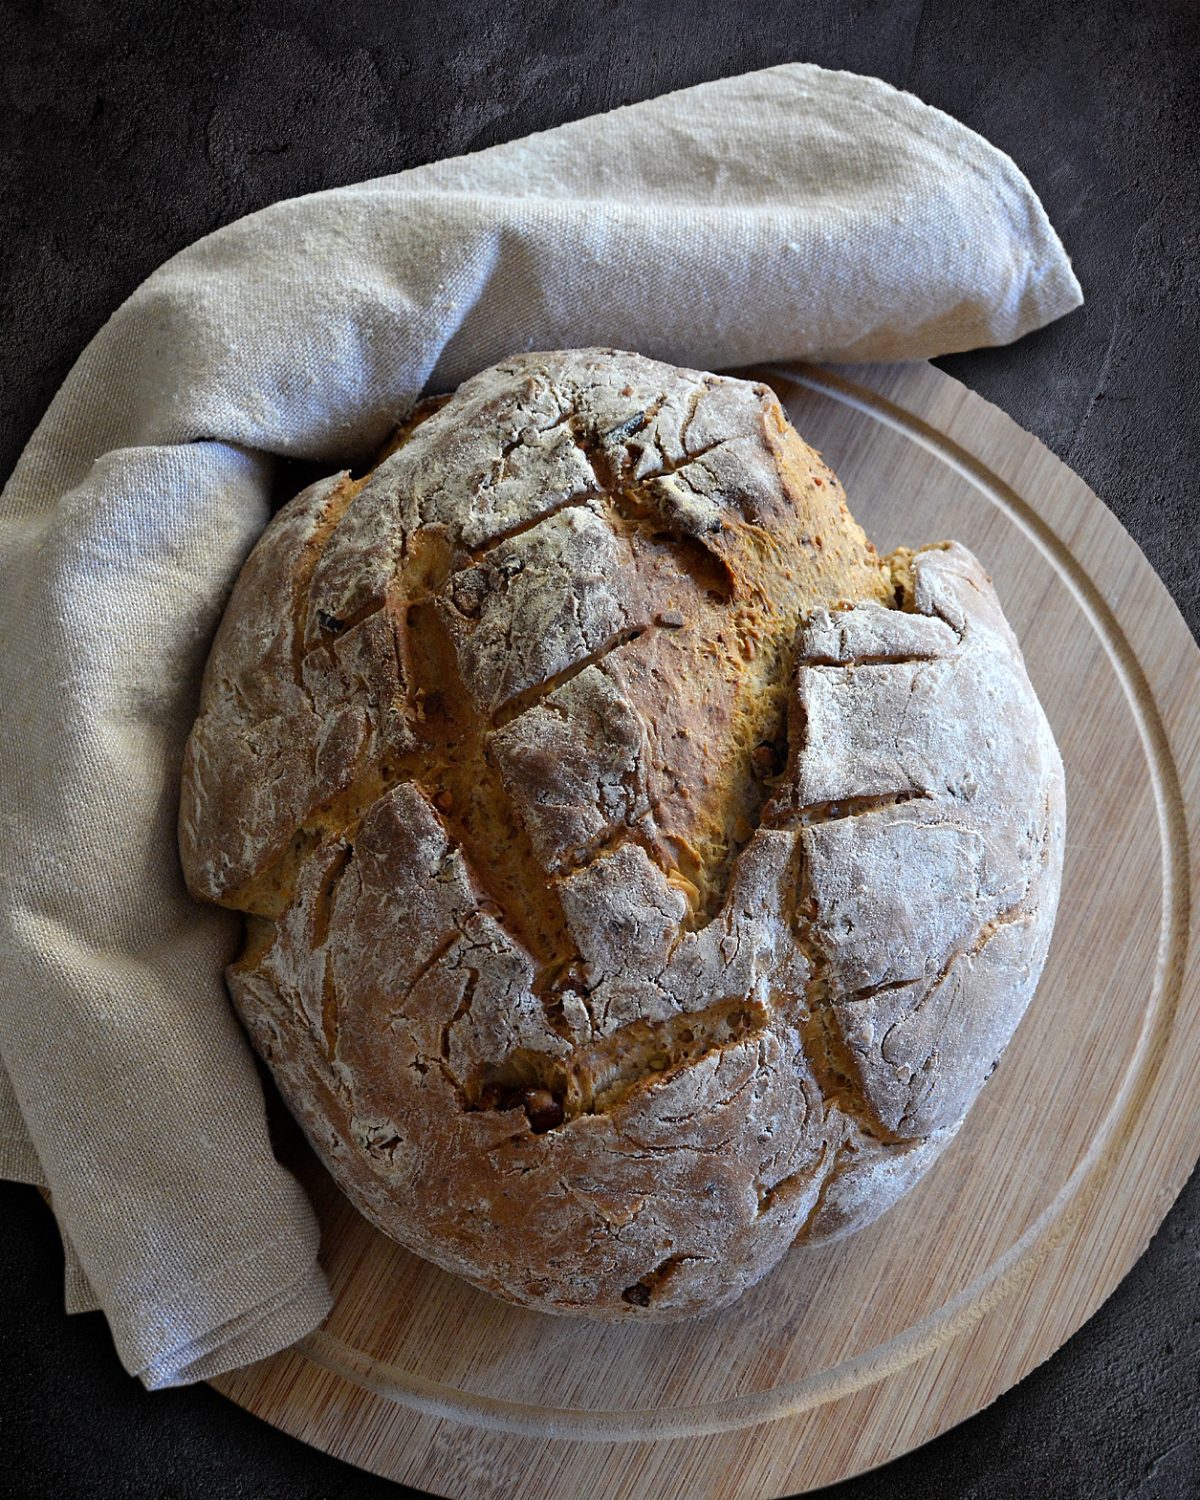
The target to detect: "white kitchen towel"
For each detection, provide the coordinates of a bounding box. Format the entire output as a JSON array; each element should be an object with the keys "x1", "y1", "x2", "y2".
[{"x1": 0, "y1": 62, "x2": 1082, "y2": 1390}]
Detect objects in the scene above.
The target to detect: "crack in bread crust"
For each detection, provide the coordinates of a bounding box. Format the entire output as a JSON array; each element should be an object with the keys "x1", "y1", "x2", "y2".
[{"x1": 181, "y1": 349, "x2": 1065, "y2": 1322}]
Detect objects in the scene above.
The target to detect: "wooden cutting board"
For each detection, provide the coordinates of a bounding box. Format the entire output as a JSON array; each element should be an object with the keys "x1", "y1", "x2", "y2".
[{"x1": 211, "y1": 360, "x2": 1200, "y2": 1499}]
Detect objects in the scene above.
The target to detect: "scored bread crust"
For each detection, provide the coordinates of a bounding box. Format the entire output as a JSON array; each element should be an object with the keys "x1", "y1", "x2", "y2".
[{"x1": 179, "y1": 348, "x2": 1065, "y2": 1319}]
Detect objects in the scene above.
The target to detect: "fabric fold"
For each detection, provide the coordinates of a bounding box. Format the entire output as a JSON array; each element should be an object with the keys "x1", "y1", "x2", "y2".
[{"x1": 0, "y1": 61, "x2": 1081, "y2": 1388}]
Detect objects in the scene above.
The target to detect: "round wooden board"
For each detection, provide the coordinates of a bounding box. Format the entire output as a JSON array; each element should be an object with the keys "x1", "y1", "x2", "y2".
[{"x1": 211, "y1": 360, "x2": 1200, "y2": 1499}]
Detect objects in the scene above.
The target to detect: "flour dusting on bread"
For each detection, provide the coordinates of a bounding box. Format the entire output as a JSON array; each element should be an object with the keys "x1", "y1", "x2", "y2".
[{"x1": 179, "y1": 349, "x2": 1064, "y2": 1318}]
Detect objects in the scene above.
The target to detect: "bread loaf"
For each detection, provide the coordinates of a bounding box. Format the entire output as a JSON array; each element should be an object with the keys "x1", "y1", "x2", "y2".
[{"x1": 179, "y1": 348, "x2": 1065, "y2": 1318}]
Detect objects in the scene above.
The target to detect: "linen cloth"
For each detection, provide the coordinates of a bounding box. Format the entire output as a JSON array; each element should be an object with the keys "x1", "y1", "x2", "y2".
[{"x1": 0, "y1": 62, "x2": 1083, "y2": 1389}]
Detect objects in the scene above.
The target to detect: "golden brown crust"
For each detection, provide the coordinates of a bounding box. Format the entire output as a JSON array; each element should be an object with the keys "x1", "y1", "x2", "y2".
[{"x1": 179, "y1": 349, "x2": 1064, "y2": 1319}]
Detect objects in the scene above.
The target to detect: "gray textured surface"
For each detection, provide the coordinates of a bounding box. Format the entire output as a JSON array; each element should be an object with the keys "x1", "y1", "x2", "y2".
[{"x1": 1, "y1": 1, "x2": 1197, "y2": 1496}]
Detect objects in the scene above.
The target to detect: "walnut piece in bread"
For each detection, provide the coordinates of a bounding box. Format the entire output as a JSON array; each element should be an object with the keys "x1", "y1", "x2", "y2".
[{"x1": 179, "y1": 349, "x2": 1064, "y2": 1319}]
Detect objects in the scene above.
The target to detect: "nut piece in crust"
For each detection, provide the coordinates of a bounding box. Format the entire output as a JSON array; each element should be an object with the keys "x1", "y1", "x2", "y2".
[{"x1": 179, "y1": 349, "x2": 1065, "y2": 1319}]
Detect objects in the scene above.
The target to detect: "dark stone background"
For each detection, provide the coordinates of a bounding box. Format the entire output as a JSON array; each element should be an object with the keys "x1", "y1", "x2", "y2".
[{"x1": 1, "y1": 1, "x2": 1197, "y2": 1496}]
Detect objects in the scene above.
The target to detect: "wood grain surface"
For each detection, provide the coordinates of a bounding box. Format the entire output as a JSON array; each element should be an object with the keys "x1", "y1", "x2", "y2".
[{"x1": 210, "y1": 359, "x2": 1200, "y2": 1499}]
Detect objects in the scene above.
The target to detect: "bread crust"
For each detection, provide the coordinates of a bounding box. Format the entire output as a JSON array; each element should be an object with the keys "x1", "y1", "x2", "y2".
[{"x1": 179, "y1": 349, "x2": 1064, "y2": 1318}]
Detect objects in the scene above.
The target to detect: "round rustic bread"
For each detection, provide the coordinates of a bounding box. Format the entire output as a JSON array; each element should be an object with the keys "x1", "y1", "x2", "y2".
[{"x1": 179, "y1": 348, "x2": 1065, "y2": 1319}]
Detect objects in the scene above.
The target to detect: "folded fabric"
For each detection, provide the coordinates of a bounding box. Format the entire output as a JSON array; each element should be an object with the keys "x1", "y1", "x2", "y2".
[{"x1": 0, "y1": 61, "x2": 1082, "y2": 1390}]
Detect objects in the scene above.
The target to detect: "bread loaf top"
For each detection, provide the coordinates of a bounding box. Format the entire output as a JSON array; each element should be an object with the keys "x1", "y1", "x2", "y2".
[{"x1": 179, "y1": 349, "x2": 1064, "y2": 1319}]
